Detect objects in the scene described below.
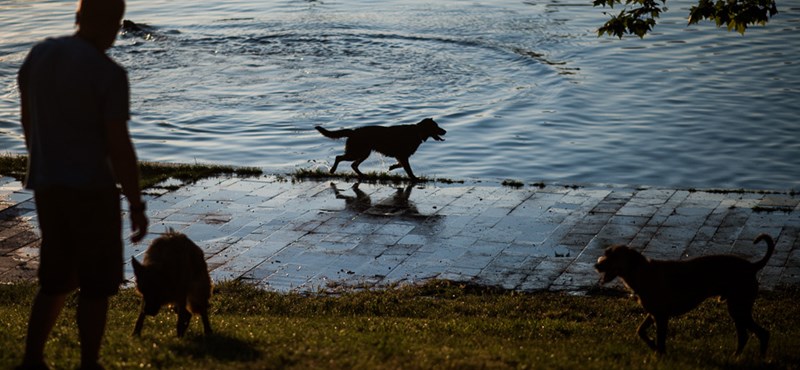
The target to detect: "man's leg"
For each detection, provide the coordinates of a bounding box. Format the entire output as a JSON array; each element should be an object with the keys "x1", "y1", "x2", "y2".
[
  {"x1": 22, "y1": 290, "x2": 68, "y2": 367},
  {"x1": 77, "y1": 295, "x2": 109, "y2": 369},
  {"x1": 75, "y1": 187, "x2": 122, "y2": 369}
]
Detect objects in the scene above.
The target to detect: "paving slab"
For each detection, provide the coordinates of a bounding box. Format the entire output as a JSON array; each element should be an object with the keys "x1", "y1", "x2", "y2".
[{"x1": 1, "y1": 175, "x2": 799, "y2": 294}]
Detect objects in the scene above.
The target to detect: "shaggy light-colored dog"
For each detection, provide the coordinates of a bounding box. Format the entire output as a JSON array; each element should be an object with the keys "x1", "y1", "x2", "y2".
[{"x1": 132, "y1": 230, "x2": 212, "y2": 337}]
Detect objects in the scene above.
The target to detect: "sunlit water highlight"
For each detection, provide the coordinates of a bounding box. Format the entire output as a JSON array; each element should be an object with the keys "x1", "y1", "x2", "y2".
[{"x1": 1, "y1": 0, "x2": 798, "y2": 190}]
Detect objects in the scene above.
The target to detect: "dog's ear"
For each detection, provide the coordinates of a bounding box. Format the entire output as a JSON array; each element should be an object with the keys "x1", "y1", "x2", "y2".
[{"x1": 131, "y1": 257, "x2": 144, "y2": 277}]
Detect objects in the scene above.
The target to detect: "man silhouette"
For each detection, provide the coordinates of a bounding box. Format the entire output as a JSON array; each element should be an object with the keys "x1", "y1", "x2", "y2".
[{"x1": 17, "y1": 0, "x2": 147, "y2": 368}]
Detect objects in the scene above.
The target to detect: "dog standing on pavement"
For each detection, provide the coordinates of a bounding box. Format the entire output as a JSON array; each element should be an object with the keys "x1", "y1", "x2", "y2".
[
  {"x1": 315, "y1": 118, "x2": 446, "y2": 181},
  {"x1": 594, "y1": 233, "x2": 775, "y2": 356},
  {"x1": 132, "y1": 230, "x2": 212, "y2": 337}
]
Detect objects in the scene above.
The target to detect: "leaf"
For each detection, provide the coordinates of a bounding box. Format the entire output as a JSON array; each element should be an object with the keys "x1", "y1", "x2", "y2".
[{"x1": 596, "y1": 0, "x2": 778, "y2": 37}]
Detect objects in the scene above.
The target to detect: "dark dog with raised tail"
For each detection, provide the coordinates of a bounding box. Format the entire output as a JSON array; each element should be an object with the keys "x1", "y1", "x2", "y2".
[
  {"x1": 315, "y1": 118, "x2": 446, "y2": 181},
  {"x1": 595, "y1": 233, "x2": 775, "y2": 356},
  {"x1": 132, "y1": 230, "x2": 212, "y2": 337}
]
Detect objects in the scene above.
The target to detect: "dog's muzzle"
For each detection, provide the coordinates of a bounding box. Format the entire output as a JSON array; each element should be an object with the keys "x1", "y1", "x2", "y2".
[
  {"x1": 595, "y1": 255, "x2": 612, "y2": 283},
  {"x1": 594, "y1": 255, "x2": 606, "y2": 270},
  {"x1": 433, "y1": 129, "x2": 446, "y2": 141}
]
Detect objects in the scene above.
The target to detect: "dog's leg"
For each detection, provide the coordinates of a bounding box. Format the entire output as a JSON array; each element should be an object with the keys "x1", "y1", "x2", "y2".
[
  {"x1": 331, "y1": 155, "x2": 346, "y2": 174},
  {"x1": 755, "y1": 324, "x2": 770, "y2": 358},
  {"x1": 637, "y1": 315, "x2": 657, "y2": 351},
  {"x1": 351, "y1": 155, "x2": 368, "y2": 178},
  {"x1": 388, "y1": 163, "x2": 402, "y2": 171},
  {"x1": 176, "y1": 304, "x2": 192, "y2": 337},
  {"x1": 189, "y1": 295, "x2": 213, "y2": 336},
  {"x1": 654, "y1": 315, "x2": 669, "y2": 354},
  {"x1": 396, "y1": 157, "x2": 418, "y2": 181},
  {"x1": 728, "y1": 299, "x2": 769, "y2": 357},
  {"x1": 334, "y1": 143, "x2": 370, "y2": 176},
  {"x1": 732, "y1": 318, "x2": 750, "y2": 356},
  {"x1": 201, "y1": 311, "x2": 213, "y2": 335},
  {"x1": 133, "y1": 310, "x2": 146, "y2": 336}
]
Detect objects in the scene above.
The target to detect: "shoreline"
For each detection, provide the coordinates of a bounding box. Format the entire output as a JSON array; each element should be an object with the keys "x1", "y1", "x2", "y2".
[
  {"x1": 2, "y1": 154, "x2": 798, "y2": 195},
  {"x1": 1, "y1": 171, "x2": 798, "y2": 292}
]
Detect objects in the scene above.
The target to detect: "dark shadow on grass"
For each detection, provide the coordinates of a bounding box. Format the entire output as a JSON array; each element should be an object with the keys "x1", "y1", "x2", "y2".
[{"x1": 167, "y1": 332, "x2": 260, "y2": 363}]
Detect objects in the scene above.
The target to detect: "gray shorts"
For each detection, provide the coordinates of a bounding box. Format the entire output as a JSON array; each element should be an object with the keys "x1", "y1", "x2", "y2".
[{"x1": 34, "y1": 187, "x2": 123, "y2": 298}]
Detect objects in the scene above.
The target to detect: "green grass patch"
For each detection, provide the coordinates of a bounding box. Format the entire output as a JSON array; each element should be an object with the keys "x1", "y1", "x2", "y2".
[
  {"x1": 0, "y1": 155, "x2": 262, "y2": 190},
  {"x1": 292, "y1": 168, "x2": 463, "y2": 185},
  {"x1": 688, "y1": 187, "x2": 795, "y2": 196},
  {"x1": 752, "y1": 206, "x2": 794, "y2": 214},
  {"x1": 2, "y1": 281, "x2": 798, "y2": 369},
  {"x1": 138, "y1": 161, "x2": 262, "y2": 190},
  {"x1": 0, "y1": 154, "x2": 27, "y2": 181},
  {"x1": 501, "y1": 179, "x2": 524, "y2": 188}
]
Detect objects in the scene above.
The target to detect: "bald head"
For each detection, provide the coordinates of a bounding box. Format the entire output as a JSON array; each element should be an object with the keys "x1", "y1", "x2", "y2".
[{"x1": 75, "y1": 0, "x2": 125, "y2": 50}]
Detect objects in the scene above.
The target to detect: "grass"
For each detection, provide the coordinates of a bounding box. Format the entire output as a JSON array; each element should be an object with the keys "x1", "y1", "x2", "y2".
[
  {"x1": 293, "y1": 168, "x2": 418, "y2": 184},
  {"x1": 1, "y1": 155, "x2": 470, "y2": 189},
  {"x1": 0, "y1": 154, "x2": 262, "y2": 190},
  {"x1": 0, "y1": 154, "x2": 26, "y2": 181},
  {"x1": 752, "y1": 206, "x2": 795, "y2": 214},
  {"x1": 501, "y1": 179, "x2": 524, "y2": 188},
  {"x1": 138, "y1": 161, "x2": 262, "y2": 190},
  {"x1": 292, "y1": 168, "x2": 464, "y2": 185},
  {"x1": 687, "y1": 187, "x2": 797, "y2": 196},
  {"x1": 1, "y1": 280, "x2": 798, "y2": 369}
]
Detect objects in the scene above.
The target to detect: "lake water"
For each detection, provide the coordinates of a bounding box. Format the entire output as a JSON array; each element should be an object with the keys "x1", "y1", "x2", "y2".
[{"x1": 1, "y1": 0, "x2": 798, "y2": 190}]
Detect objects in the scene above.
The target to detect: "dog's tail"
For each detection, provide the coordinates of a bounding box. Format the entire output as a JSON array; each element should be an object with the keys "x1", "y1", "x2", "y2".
[
  {"x1": 315, "y1": 126, "x2": 352, "y2": 139},
  {"x1": 752, "y1": 233, "x2": 776, "y2": 271}
]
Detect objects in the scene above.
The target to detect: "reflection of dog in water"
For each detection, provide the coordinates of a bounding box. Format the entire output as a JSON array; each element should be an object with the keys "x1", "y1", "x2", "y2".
[
  {"x1": 331, "y1": 182, "x2": 371, "y2": 213},
  {"x1": 315, "y1": 118, "x2": 446, "y2": 181},
  {"x1": 594, "y1": 234, "x2": 775, "y2": 356},
  {"x1": 375, "y1": 185, "x2": 418, "y2": 216},
  {"x1": 330, "y1": 183, "x2": 420, "y2": 217}
]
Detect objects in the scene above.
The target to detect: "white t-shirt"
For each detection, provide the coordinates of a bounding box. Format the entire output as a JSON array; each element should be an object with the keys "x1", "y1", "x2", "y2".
[{"x1": 18, "y1": 35, "x2": 130, "y2": 190}]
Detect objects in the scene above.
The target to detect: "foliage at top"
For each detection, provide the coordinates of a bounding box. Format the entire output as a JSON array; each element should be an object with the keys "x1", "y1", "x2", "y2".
[{"x1": 593, "y1": 0, "x2": 779, "y2": 38}]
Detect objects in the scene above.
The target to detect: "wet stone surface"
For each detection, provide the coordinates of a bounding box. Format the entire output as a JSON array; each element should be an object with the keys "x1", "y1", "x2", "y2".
[{"x1": 1, "y1": 175, "x2": 799, "y2": 293}]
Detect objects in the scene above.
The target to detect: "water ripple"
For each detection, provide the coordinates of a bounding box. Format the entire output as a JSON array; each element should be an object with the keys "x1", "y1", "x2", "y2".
[{"x1": 0, "y1": 0, "x2": 798, "y2": 190}]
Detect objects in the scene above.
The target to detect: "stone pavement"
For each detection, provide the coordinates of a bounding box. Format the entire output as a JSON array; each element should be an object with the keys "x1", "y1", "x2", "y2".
[{"x1": 1, "y1": 175, "x2": 799, "y2": 293}]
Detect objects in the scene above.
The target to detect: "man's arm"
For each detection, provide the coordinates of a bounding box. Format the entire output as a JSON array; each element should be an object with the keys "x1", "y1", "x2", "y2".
[
  {"x1": 106, "y1": 119, "x2": 148, "y2": 243},
  {"x1": 18, "y1": 64, "x2": 31, "y2": 149}
]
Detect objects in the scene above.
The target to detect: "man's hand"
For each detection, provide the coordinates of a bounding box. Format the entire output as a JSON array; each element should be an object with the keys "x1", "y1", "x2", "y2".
[
  {"x1": 129, "y1": 208, "x2": 148, "y2": 243},
  {"x1": 106, "y1": 118, "x2": 149, "y2": 243}
]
